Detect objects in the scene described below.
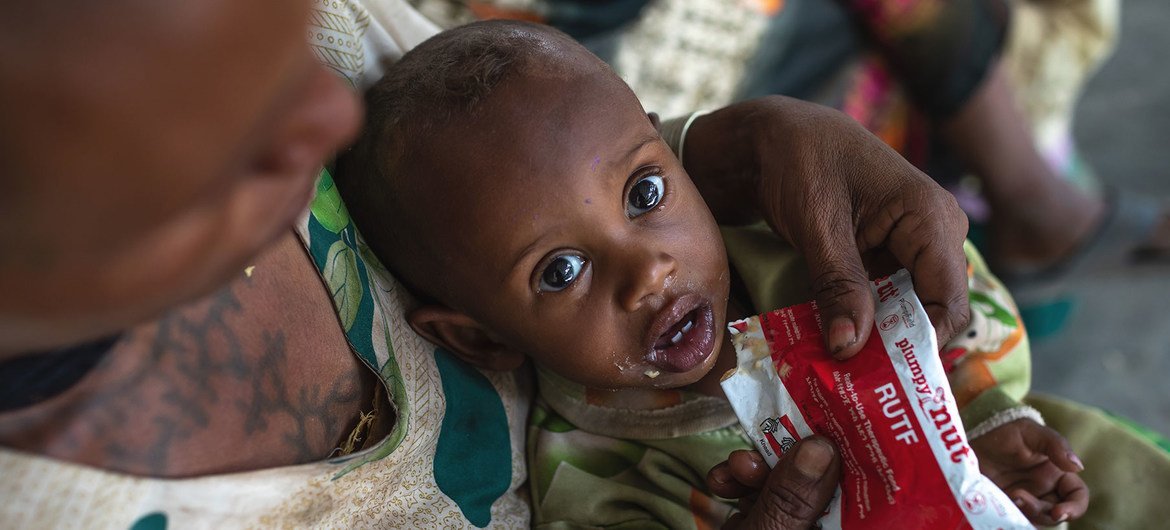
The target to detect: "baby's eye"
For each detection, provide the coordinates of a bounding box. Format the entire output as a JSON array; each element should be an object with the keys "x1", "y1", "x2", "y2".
[
  {"x1": 626, "y1": 174, "x2": 664, "y2": 217},
  {"x1": 539, "y1": 254, "x2": 585, "y2": 292}
]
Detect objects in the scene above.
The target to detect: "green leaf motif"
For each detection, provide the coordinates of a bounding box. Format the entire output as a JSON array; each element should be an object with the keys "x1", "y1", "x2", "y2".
[
  {"x1": 330, "y1": 318, "x2": 411, "y2": 479},
  {"x1": 310, "y1": 169, "x2": 352, "y2": 234},
  {"x1": 970, "y1": 291, "x2": 1017, "y2": 328},
  {"x1": 324, "y1": 240, "x2": 363, "y2": 332},
  {"x1": 357, "y1": 237, "x2": 393, "y2": 279},
  {"x1": 432, "y1": 348, "x2": 512, "y2": 527}
]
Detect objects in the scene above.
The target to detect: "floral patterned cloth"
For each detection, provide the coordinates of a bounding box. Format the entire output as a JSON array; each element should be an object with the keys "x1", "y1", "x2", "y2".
[
  {"x1": 1, "y1": 2, "x2": 1160, "y2": 529},
  {"x1": 0, "y1": 2, "x2": 533, "y2": 528}
]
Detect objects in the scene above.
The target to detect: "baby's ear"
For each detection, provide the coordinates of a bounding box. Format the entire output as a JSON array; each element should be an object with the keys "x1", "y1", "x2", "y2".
[{"x1": 407, "y1": 305, "x2": 525, "y2": 371}]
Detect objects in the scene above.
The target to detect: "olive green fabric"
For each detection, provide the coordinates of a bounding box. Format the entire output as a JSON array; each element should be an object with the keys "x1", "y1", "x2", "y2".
[{"x1": 1029, "y1": 394, "x2": 1170, "y2": 530}]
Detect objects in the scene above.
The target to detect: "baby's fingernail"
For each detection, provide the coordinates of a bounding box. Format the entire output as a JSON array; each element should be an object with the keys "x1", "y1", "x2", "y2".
[
  {"x1": 794, "y1": 439, "x2": 834, "y2": 479},
  {"x1": 710, "y1": 466, "x2": 730, "y2": 485},
  {"x1": 1057, "y1": 512, "x2": 1070, "y2": 523},
  {"x1": 829, "y1": 317, "x2": 857, "y2": 356},
  {"x1": 1068, "y1": 452, "x2": 1085, "y2": 471},
  {"x1": 1013, "y1": 497, "x2": 1025, "y2": 508}
]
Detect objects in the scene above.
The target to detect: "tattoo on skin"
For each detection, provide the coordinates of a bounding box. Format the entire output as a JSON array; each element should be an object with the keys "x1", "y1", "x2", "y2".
[
  {"x1": 240, "y1": 329, "x2": 362, "y2": 462},
  {"x1": 0, "y1": 282, "x2": 368, "y2": 476}
]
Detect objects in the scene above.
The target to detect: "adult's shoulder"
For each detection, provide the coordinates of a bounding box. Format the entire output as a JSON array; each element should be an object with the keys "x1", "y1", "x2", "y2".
[{"x1": 0, "y1": 232, "x2": 374, "y2": 477}]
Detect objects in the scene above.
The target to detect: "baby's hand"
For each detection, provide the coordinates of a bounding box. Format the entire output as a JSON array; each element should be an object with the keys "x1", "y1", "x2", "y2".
[{"x1": 970, "y1": 418, "x2": 1089, "y2": 526}]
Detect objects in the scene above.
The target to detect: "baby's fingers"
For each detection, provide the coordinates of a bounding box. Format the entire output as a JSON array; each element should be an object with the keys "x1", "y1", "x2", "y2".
[
  {"x1": 709, "y1": 462, "x2": 751, "y2": 499},
  {"x1": 1050, "y1": 472, "x2": 1090, "y2": 523},
  {"x1": 1028, "y1": 424, "x2": 1085, "y2": 473},
  {"x1": 1010, "y1": 489, "x2": 1063, "y2": 526},
  {"x1": 728, "y1": 450, "x2": 770, "y2": 488},
  {"x1": 708, "y1": 450, "x2": 769, "y2": 498}
]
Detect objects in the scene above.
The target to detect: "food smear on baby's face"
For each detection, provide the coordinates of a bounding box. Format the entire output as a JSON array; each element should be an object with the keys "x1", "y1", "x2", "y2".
[{"x1": 409, "y1": 56, "x2": 730, "y2": 391}]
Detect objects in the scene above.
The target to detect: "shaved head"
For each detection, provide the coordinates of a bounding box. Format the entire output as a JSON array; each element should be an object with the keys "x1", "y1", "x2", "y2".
[{"x1": 334, "y1": 20, "x2": 614, "y2": 302}]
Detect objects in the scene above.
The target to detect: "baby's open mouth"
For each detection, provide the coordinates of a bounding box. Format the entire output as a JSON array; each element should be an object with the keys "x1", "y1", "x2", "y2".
[
  {"x1": 653, "y1": 310, "x2": 697, "y2": 349},
  {"x1": 647, "y1": 296, "x2": 717, "y2": 373}
]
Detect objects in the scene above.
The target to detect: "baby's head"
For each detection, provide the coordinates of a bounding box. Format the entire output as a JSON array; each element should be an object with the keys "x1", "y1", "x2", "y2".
[{"x1": 337, "y1": 20, "x2": 729, "y2": 390}]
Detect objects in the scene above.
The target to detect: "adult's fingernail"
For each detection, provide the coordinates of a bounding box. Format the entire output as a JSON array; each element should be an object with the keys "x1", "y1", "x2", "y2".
[
  {"x1": 794, "y1": 439, "x2": 833, "y2": 479},
  {"x1": 828, "y1": 317, "x2": 856, "y2": 355},
  {"x1": 711, "y1": 466, "x2": 730, "y2": 485},
  {"x1": 1057, "y1": 512, "x2": 1070, "y2": 523},
  {"x1": 1068, "y1": 452, "x2": 1085, "y2": 471}
]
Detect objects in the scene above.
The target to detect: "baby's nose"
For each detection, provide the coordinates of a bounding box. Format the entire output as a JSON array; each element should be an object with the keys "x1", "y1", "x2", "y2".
[{"x1": 618, "y1": 250, "x2": 677, "y2": 312}]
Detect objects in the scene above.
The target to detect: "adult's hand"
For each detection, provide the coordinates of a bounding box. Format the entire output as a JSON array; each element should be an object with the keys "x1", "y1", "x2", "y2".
[
  {"x1": 683, "y1": 96, "x2": 970, "y2": 358},
  {"x1": 707, "y1": 438, "x2": 841, "y2": 529}
]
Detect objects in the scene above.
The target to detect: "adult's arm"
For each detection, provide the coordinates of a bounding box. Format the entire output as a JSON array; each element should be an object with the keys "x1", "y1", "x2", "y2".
[{"x1": 679, "y1": 96, "x2": 971, "y2": 357}]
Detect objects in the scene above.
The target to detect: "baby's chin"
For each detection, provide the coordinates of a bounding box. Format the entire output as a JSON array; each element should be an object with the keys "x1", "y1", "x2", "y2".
[
  {"x1": 647, "y1": 352, "x2": 722, "y2": 390},
  {"x1": 573, "y1": 356, "x2": 722, "y2": 410},
  {"x1": 602, "y1": 336, "x2": 725, "y2": 392}
]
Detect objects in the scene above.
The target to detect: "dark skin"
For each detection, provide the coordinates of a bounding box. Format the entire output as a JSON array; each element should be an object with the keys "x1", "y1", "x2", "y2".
[
  {"x1": 945, "y1": 64, "x2": 1170, "y2": 273},
  {"x1": 0, "y1": 0, "x2": 368, "y2": 477},
  {"x1": 390, "y1": 36, "x2": 1085, "y2": 526},
  {"x1": 0, "y1": 53, "x2": 967, "y2": 485},
  {"x1": 402, "y1": 59, "x2": 731, "y2": 393},
  {"x1": 0, "y1": 235, "x2": 374, "y2": 477},
  {"x1": 0, "y1": 0, "x2": 360, "y2": 355},
  {"x1": 682, "y1": 98, "x2": 972, "y2": 360},
  {"x1": 710, "y1": 419, "x2": 1090, "y2": 527},
  {"x1": 708, "y1": 437, "x2": 843, "y2": 530},
  {"x1": 2, "y1": 12, "x2": 974, "y2": 530},
  {"x1": 972, "y1": 419, "x2": 1089, "y2": 525}
]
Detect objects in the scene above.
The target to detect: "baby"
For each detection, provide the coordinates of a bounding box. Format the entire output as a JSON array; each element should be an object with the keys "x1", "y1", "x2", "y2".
[{"x1": 335, "y1": 20, "x2": 1086, "y2": 528}]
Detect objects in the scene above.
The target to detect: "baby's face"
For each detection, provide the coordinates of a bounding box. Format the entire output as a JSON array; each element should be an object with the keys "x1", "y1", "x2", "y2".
[{"x1": 414, "y1": 66, "x2": 729, "y2": 390}]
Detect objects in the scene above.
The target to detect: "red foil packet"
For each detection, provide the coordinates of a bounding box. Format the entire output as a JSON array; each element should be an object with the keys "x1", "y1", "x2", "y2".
[{"x1": 721, "y1": 269, "x2": 1032, "y2": 529}]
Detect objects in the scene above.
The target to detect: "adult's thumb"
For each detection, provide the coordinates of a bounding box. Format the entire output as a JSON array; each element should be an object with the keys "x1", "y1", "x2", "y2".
[
  {"x1": 803, "y1": 244, "x2": 874, "y2": 359},
  {"x1": 737, "y1": 437, "x2": 841, "y2": 530}
]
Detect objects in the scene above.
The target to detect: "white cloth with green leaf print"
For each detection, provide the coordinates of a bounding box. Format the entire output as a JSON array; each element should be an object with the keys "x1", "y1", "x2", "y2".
[{"x1": 0, "y1": 2, "x2": 535, "y2": 528}]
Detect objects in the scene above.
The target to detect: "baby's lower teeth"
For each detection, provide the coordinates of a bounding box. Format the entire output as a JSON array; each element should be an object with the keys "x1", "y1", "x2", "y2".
[
  {"x1": 670, "y1": 331, "x2": 684, "y2": 344},
  {"x1": 682, "y1": 320, "x2": 694, "y2": 333}
]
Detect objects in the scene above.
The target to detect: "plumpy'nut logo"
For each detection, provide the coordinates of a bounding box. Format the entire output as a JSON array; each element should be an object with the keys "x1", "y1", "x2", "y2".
[{"x1": 724, "y1": 270, "x2": 1033, "y2": 529}]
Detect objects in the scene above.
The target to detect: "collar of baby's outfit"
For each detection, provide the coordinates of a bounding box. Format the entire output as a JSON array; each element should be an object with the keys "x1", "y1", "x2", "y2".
[{"x1": 535, "y1": 366, "x2": 738, "y2": 440}]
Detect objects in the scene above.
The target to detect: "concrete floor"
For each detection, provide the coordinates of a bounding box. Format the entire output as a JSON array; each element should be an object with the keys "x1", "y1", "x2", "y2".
[{"x1": 1031, "y1": 0, "x2": 1170, "y2": 435}]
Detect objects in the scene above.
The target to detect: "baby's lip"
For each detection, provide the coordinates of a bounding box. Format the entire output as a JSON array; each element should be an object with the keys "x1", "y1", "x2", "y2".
[{"x1": 644, "y1": 294, "x2": 717, "y2": 373}]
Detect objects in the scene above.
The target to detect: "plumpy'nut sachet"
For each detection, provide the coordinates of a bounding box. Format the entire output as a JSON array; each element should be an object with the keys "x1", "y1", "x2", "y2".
[{"x1": 721, "y1": 270, "x2": 1032, "y2": 529}]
